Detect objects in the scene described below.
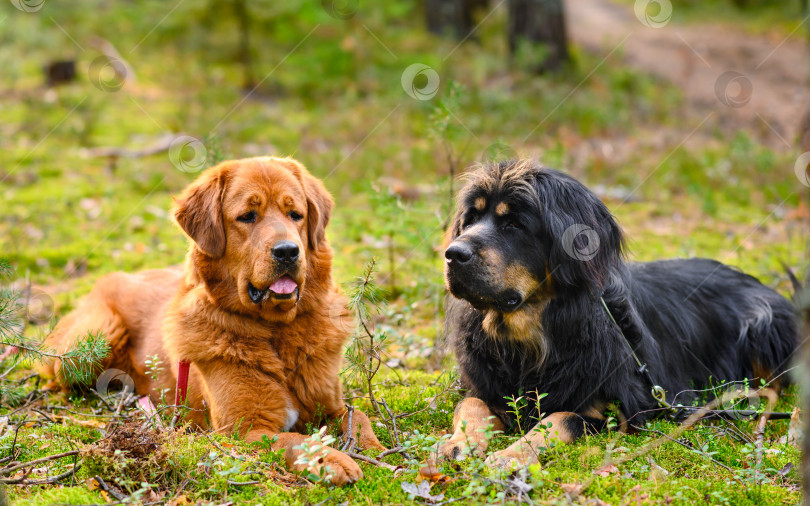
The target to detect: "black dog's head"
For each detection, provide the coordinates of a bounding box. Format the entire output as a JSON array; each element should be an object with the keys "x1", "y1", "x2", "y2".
[{"x1": 445, "y1": 160, "x2": 624, "y2": 334}]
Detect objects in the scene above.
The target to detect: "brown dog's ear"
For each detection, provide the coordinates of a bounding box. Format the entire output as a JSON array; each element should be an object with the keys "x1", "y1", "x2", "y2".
[
  {"x1": 173, "y1": 166, "x2": 229, "y2": 258},
  {"x1": 302, "y1": 172, "x2": 334, "y2": 250}
]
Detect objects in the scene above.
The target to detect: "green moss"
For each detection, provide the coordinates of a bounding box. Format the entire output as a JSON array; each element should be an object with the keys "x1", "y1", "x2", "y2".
[{"x1": 0, "y1": 0, "x2": 804, "y2": 503}]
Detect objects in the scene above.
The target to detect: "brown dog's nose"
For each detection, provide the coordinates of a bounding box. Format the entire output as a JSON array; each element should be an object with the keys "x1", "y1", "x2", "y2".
[
  {"x1": 445, "y1": 242, "x2": 473, "y2": 264},
  {"x1": 272, "y1": 240, "x2": 300, "y2": 262}
]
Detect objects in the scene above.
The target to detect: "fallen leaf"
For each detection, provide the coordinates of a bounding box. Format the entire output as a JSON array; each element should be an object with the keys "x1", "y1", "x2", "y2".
[
  {"x1": 560, "y1": 482, "x2": 584, "y2": 496},
  {"x1": 401, "y1": 481, "x2": 445, "y2": 503},
  {"x1": 418, "y1": 463, "x2": 446, "y2": 482},
  {"x1": 75, "y1": 418, "x2": 107, "y2": 429},
  {"x1": 86, "y1": 477, "x2": 99, "y2": 491},
  {"x1": 167, "y1": 495, "x2": 191, "y2": 506},
  {"x1": 594, "y1": 463, "x2": 619, "y2": 476}
]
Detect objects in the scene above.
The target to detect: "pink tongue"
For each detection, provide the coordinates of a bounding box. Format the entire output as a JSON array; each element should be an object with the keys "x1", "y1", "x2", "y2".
[{"x1": 269, "y1": 275, "x2": 298, "y2": 295}]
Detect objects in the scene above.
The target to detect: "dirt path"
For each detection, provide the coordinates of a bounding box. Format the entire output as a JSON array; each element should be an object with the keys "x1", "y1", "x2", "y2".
[{"x1": 566, "y1": 0, "x2": 809, "y2": 150}]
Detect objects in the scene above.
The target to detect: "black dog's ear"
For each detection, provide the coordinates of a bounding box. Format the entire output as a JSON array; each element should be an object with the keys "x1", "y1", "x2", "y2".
[{"x1": 543, "y1": 175, "x2": 624, "y2": 293}]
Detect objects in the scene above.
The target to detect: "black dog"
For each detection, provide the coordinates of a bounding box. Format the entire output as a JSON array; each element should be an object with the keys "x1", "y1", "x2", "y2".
[{"x1": 439, "y1": 159, "x2": 797, "y2": 468}]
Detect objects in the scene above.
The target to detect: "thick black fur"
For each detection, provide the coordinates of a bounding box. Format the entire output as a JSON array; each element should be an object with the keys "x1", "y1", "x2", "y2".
[{"x1": 445, "y1": 160, "x2": 798, "y2": 430}]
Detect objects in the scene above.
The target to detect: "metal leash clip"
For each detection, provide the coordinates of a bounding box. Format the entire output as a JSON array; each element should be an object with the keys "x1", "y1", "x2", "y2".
[{"x1": 651, "y1": 384, "x2": 683, "y2": 418}]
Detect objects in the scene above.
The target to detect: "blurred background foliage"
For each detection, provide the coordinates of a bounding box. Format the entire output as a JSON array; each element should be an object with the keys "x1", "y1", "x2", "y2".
[{"x1": 1, "y1": 0, "x2": 809, "y2": 503}]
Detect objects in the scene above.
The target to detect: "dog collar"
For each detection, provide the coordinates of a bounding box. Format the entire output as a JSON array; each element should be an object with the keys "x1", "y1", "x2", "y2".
[{"x1": 175, "y1": 360, "x2": 190, "y2": 405}]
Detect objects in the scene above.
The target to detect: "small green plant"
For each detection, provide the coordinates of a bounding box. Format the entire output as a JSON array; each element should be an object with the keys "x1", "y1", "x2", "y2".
[
  {"x1": 145, "y1": 354, "x2": 170, "y2": 405},
  {"x1": 293, "y1": 426, "x2": 337, "y2": 484},
  {"x1": 342, "y1": 259, "x2": 390, "y2": 425},
  {"x1": 401, "y1": 429, "x2": 450, "y2": 470},
  {"x1": 505, "y1": 393, "x2": 529, "y2": 436},
  {"x1": 0, "y1": 259, "x2": 109, "y2": 403}
]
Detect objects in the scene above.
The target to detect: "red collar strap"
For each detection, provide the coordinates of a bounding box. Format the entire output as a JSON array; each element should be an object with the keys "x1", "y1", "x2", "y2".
[{"x1": 175, "y1": 360, "x2": 191, "y2": 405}]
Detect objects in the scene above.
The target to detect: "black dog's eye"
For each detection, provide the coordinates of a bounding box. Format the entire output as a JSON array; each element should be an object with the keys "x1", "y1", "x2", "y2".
[
  {"x1": 237, "y1": 211, "x2": 257, "y2": 223},
  {"x1": 503, "y1": 220, "x2": 523, "y2": 231},
  {"x1": 288, "y1": 210, "x2": 303, "y2": 222}
]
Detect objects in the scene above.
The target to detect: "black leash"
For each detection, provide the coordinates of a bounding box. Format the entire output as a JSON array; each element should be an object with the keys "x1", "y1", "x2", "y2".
[{"x1": 599, "y1": 297, "x2": 793, "y2": 422}]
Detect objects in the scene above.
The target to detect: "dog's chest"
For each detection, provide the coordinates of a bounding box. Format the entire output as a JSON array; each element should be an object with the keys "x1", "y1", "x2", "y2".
[{"x1": 272, "y1": 340, "x2": 343, "y2": 421}]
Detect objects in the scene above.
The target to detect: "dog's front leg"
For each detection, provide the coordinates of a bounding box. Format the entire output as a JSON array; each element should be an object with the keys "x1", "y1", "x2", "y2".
[
  {"x1": 485, "y1": 411, "x2": 604, "y2": 469},
  {"x1": 246, "y1": 430, "x2": 364, "y2": 485},
  {"x1": 200, "y1": 362, "x2": 363, "y2": 485},
  {"x1": 437, "y1": 397, "x2": 505, "y2": 461},
  {"x1": 337, "y1": 408, "x2": 386, "y2": 451}
]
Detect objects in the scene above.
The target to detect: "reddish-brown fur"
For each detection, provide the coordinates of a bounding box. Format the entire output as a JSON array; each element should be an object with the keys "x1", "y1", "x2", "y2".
[{"x1": 41, "y1": 157, "x2": 383, "y2": 485}]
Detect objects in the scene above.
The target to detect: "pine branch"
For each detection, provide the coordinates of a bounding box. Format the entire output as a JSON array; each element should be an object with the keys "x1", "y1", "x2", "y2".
[{"x1": 0, "y1": 259, "x2": 110, "y2": 395}]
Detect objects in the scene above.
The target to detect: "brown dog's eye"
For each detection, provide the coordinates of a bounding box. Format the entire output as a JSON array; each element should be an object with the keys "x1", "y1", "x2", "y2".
[
  {"x1": 237, "y1": 211, "x2": 257, "y2": 223},
  {"x1": 288, "y1": 210, "x2": 303, "y2": 222}
]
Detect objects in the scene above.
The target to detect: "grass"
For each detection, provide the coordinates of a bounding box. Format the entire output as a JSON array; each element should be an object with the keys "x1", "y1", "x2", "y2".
[{"x1": 0, "y1": 0, "x2": 807, "y2": 504}]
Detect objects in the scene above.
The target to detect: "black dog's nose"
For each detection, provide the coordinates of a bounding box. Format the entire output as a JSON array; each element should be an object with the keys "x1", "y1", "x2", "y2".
[
  {"x1": 272, "y1": 240, "x2": 300, "y2": 261},
  {"x1": 445, "y1": 242, "x2": 473, "y2": 264}
]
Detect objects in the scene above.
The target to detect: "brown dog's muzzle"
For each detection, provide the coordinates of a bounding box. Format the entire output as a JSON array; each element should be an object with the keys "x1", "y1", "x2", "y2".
[{"x1": 246, "y1": 240, "x2": 303, "y2": 305}]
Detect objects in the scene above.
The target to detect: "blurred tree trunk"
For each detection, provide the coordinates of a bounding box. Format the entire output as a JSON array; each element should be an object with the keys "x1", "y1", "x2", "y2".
[
  {"x1": 507, "y1": 0, "x2": 569, "y2": 73},
  {"x1": 233, "y1": 0, "x2": 255, "y2": 90},
  {"x1": 425, "y1": 0, "x2": 488, "y2": 40}
]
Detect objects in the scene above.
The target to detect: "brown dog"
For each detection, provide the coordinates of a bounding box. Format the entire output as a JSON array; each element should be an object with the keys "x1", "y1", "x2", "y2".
[{"x1": 42, "y1": 156, "x2": 384, "y2": 485}]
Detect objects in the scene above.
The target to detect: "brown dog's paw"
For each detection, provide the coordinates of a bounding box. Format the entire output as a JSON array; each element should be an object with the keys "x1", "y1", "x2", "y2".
[
  {"x1": 293, "y1": 448, "x2": 363, "y2": 485},
  {"x1": 321, "y1": 449, "x2": 364, "y2": 485}
]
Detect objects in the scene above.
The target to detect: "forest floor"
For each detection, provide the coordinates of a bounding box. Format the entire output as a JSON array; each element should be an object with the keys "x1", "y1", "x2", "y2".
[{"x1": 1, "y1": 0, "x2": 809, "y2": 504}]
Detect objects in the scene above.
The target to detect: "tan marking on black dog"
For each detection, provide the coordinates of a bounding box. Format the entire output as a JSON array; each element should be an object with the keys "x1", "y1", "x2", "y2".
[
  {"x1": 752, "y1": 360, "x2": 781, "y2": 390},
  {"x1": 582, "y1": 403, "x2": 606, "y2": 420},
  {"x1": 504, "y1": 264, "x2": 540, "y2": 298},
  {"x1": 474, "y1": 196, "x2": 487, "y2": 211},
  {"x1": 478, "y1": 248, "x2": 506, "y2": 283},
  {"x1": 495, "y1": 202, "x2": 509, "y2": 216},
  {"x1": 482, "y1": 303, "x2": 548, "y2": 363},
  {"x1": 480, "y1": 263, "x2": 554, "y2": 358},
  {"x1": 436, "y1": 397, "x2": 505, "y2": 461},
  {"x1": 485, "y1": 411, "x2": 578, "y2": 468}
]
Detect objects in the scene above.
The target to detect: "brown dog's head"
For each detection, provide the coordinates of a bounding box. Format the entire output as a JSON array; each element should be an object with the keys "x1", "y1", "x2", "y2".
[{"x1": 173, "y1": 156, "x2": 334, "y2": 322}]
